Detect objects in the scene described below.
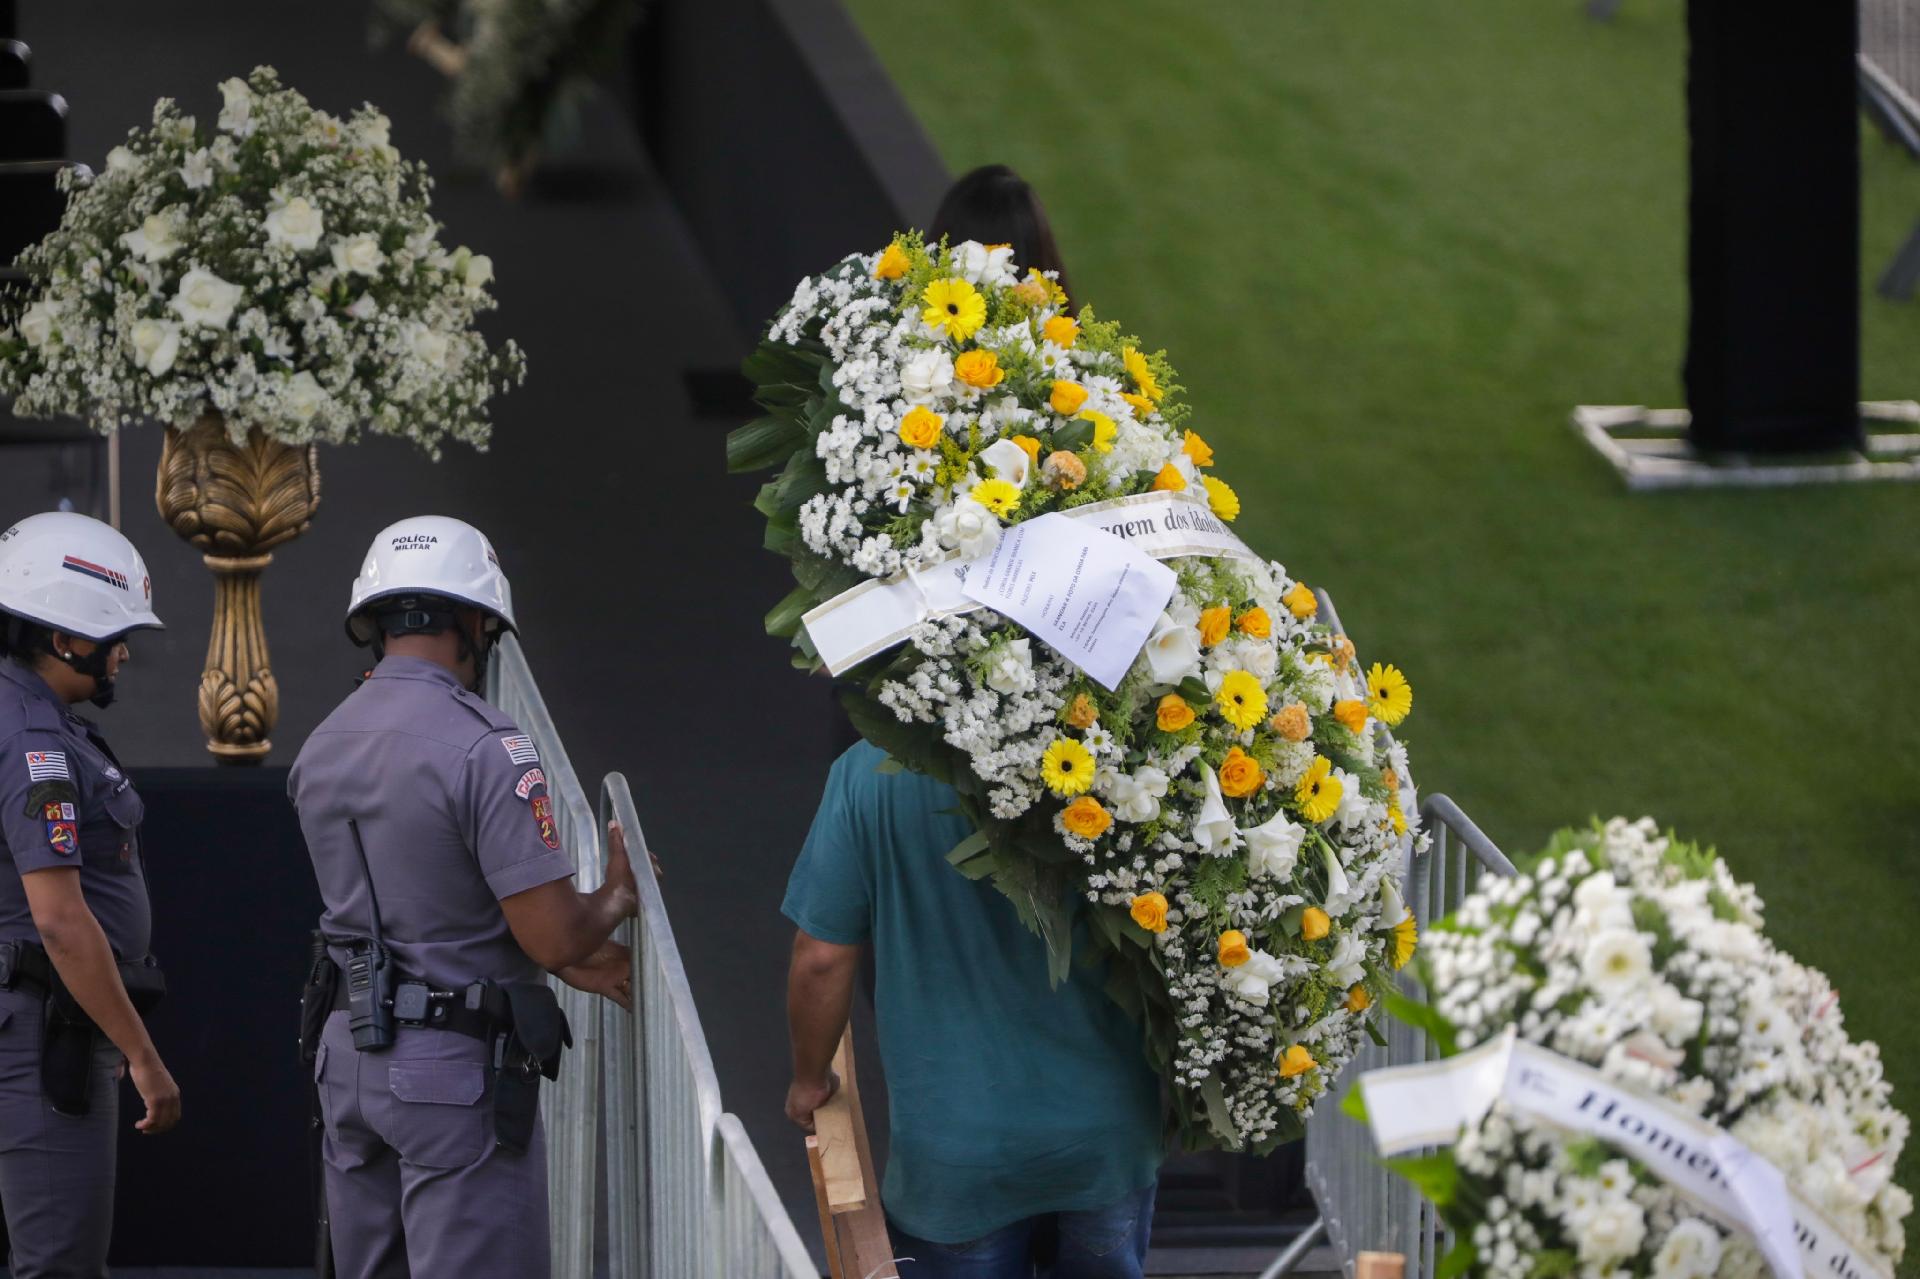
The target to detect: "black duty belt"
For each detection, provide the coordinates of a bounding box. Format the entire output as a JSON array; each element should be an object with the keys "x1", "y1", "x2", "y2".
[
  {"x1": 0, "y1": 939, "x2": 53, "y2": 996},
  {"x1": 327, "y1": 965, "x2": 505, "y2": 1042}
]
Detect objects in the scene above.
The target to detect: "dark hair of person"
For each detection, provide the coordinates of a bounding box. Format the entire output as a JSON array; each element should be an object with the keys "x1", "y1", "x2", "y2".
[
  {"x1": 926, "y1": 164, "x2": 1073, "y2": 305},
  {"x1": 0, "y1": 612, "x2": 53, "y2": 668}
]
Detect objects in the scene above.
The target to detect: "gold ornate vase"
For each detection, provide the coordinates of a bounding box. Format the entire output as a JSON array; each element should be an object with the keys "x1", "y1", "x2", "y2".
[{"x1": 154, "y1": 414, "x2": 321, "y2": 764}]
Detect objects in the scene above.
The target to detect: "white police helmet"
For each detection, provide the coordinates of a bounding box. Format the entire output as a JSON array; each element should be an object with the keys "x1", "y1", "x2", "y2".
[
  {"x1": 0, "y1": 512, "x2": 164, "y2": 642},
  {"x1": 346, "y1": 515, "x2": 517, "y2": 645}
]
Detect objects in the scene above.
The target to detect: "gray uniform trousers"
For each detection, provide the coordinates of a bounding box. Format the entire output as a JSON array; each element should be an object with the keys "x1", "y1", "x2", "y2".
[
  {"x1": 0, "y1": 987, "x2": 120, "y2": 1279},
  {"x1": 315, "y1": 1010, "x2": 549, "y2": 1278}
]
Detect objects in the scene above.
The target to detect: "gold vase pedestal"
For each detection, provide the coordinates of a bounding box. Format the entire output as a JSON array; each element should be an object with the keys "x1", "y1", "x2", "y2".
[{"x1": 154, "y1": 415, "x2": 321, "y2": 765}]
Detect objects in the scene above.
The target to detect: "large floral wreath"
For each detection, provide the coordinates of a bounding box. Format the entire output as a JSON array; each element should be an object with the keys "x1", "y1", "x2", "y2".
[{"x1": 734, "y1": 233, "x2": 1426, "y2": 1151}]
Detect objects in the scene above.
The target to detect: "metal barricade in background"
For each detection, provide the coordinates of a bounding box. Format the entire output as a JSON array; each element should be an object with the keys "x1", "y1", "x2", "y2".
[
  {"x1": 492, "y1": 639, "x2": 816, "y2": 1279},
  {"x1": 1859, "y1": 0, "x2": 1920, "y2": 296},
  {"x1": 1258, "y1": 596, "x2": 1519, "y2": 1279}
]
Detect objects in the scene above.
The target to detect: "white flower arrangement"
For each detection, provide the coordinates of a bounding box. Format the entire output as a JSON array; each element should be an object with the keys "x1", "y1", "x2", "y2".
[
  {"x1": 736, "y1": 234, "x2": 1427, "y2": 1152},
  {"x1": 1392, "y1": 818, "x2": 1909, "y2": 1278},
  {"x1": 0, "y1": 67, "x2": 525, "y2": 455}
]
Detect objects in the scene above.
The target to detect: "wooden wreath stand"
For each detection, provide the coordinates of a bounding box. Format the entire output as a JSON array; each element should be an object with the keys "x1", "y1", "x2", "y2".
[{"x1": 806, "y1": 1030, "x2": 898, "y2": 1279}]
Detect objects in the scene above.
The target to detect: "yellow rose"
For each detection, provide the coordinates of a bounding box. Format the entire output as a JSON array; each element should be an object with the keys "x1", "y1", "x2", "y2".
[
  {"x1": 898, "y1": 406, "x2": 943, "y2": 450},
  {"x1": 1277, "y1": 1045, "x2": 1317, "y2": 1078},
  {"x1": 1065, "y1": 693, "x2": 1099, "y2": 729},
  {"x1": 1217, "y1": 930, "x2": 1251, "y2": 968},
  {"x1": 1270, "y1": 703, "x2": 1311, "y2": 742},
  {"x1": 1043, "y1": 315, "x2": 1079, "y2": 348},
  {"x1": 1120, "y1": 392, "x2": 1155, "y2": 419},
  {"x1": 1011, "y1": 434, "x2": 1042, "y2": 466},
  {"x1": 1300, "y1": 906, "x2": 1331, "y2": 942},
  {"x1": 954, "y1": 349, "x2": 1005, "y2": 389},
  {"x1": 1156, "y1": 693, "x2": 1195, "y2": 732},
  {"x1": 1182, "y1": 430, "x2": 1214, "y2": 467},
  {"x1": 1198, "y1": 606, "x2": 1231, "y2": 647},
  {"x1": 1332, "y1": 699, "x2": 1369, "y2": 736},
  {"x1": 1049, "y1": 380, "x2": 1089, "y2": 415},
  {"x1": 1236, "y1": 607, "x2": 1271, "y2": 639},
  {"x1": 1130, "y1": 891, "x2": 1168, "y2": 934},
  {"x1": 1282, "y1": 581, "x2": 1318, "y2": 620},
  {"x1": 873, "y1": 242, "x2": 910, "y2": 280},
  {"x1": 1217, "y1": 746, "x2": 1266, "y2": 799},
  {"x1": 1011, "y1": 278, "x2": 1049, "y2": 306},
  {"x1": 1346, "y1": 985, "x2": 1372, "y2": 1013},
  {"x1": 1331, "y1": 634, "x2": 1356, "y2": 671},
  {"x1": 1149, "y1": 463, "x2": 1186, "y2": 493},
  {"x1": 1062, "y1": 796, "x2": 1113, "y2": 839}
]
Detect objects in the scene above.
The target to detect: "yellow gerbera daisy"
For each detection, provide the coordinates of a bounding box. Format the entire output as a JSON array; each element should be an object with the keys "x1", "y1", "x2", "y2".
[
  {"x1": 922, "y1": 277, "x2": 986, "y2": 342},
  {"x1": 1214, "y1": 670, "x2": 1269, "y2": 730},
  {"x1": 1391, "y1": 909, "x2": 1418, "y2": 969},
  {"x1": 1077, "y1": 410, "x2": 1117, "y2": 454},
  {"x1": 1040, "y1": 737, "x2": 1095, "y2": 797},
  {"x1": 1295, "y1": 755, "x2": 1342, "y2": 824},
  {"x1": 1202, "y1": 475, "x2": 1240, "y2": 522},
  {"x1": 972, "y1": 478, "x2": 1021, "y2": 520},
  {"x1": 1182, "y1": 430, "x2": 1214, "y2": 467},
  {"x1": 1365, "y1": 662, "x2": 1413, "y2": 727},
  {"x1": 1122, "y1": 346, "x2": 1164, "y2": 402}
]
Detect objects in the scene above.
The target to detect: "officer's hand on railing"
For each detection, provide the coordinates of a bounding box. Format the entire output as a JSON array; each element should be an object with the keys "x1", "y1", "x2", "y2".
[
  {"x1": 785, "y1": 1071, "x2": 840, "y2": 1133},
  {"x1": 603, "y1": 820, "x2": 642, "y2": 917},
  {"x1": 129, "y1": 1051, "x2": 181, "y2": 1135},
  {"x1": 558, "y1": 941, "x2": 633, "y2": 1011}
]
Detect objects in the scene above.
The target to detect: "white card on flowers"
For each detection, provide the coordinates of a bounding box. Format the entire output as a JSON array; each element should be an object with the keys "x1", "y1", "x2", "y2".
[{"x1": 959, "y1": 512, "x2": 1176, "y2": 691}]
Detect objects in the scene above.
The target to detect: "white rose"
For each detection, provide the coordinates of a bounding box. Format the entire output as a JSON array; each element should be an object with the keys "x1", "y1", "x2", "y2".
[
  {"x1": 264, "y1": 196, "x2": 324, "y2": 252},
  {"x1": 1582, "y1": 927, "x2": 1652, "y2": 997},
  {"x1": 217, "y1": 77, "x2": 254, "y2": 134},
  {"x1": 1651, "y1": 1219, "x2": 1722, "y2": 1279},
  {"x1": 119, "y1": 212, "x2": 183, "y2": 263},
  {"x1": 1647, "y1": 981, "x2": 1704, "y2": 1041},
  {"x1": 330, "y1": 233, "x2": 386, "y2": 278},
  {"x1": 407, "y1": 322, "x2": 452, "y2": 369},
  {"x1": 1223, "y1": 950, "x2": 1286, "y2": 1006},
  {"x1": 178, "y1": 149, "x2": 214, "y2": 190},
  {"x1": 1190, "y1": 764, "x2": 1239, "y2": 856},
  {"x1": 1243, "y1": 811, "x2": 1305, "y2": 879},
  {"x1": 168, "y1": 268, "x2": 243, "y2": 330},
  {"x1": 1143, "y1": 612, "x2": 1203, "y2": 685},
  {"x1": 976, "y1": 438, "x2": 1031, "y2": 489},
  {"x1": 1323, "y1": 932, "x2": 1367, "y2": 988},
  {"x1": 1576, "y1": 1199, "x2": 1647, "y2": 1266},
  {"x1": 128, "y1": 318, "x2": 181, "y2": 375},
  {"x1": 462, "y1": 253, "x2": 493, "y2": 292},
  {"x1": 1111, "y1": 766, "x2": 1168, "y2": 824},
  {"x1": 985, "y1": 637, "x2": 1035, "y2": 695},
  {"x1": 17, "y1": 300, "x2": 56, "y2": 348},
  {"x1": 951, "y1": 240, "x2": 1018, "y2": 287},
  {"x1": 899, "y1": 349, "x2": 956, "y2": 404},
  {"x1": 933, "y1": 497, "x2": 999, "y2": 559},
  {"x1": 282, "y1": 370, "x2": 325, "y2": 423},
  {"x1": 106, "y1": 146, "x2": 139, "y2": 175}
]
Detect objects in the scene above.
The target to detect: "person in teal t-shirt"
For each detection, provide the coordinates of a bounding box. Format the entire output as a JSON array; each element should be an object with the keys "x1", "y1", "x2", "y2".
[{"x1": 783, "y1": 740, "x2": 1166, "y2": 1278}]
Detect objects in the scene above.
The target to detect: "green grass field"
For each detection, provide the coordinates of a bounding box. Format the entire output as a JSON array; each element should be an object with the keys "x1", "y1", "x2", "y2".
[{"x1": 845, "y1": 0, "x2": 1920, "y2": 1248}]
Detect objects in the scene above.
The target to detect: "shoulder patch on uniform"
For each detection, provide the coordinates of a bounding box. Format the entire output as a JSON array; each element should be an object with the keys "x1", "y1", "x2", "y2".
[
  {"x1": 46, "y1": 819, "x2": 78, "y2": 857},
  {"x1": 530, "y1": 793, "x2": 560, "y2": 851},
  {"x1": 514, "y1": 767, "x2": 546, "y2": 800},
  {"x1": 24, "y1": 750, "x2": 69, "y2": 782},
  {"x1": 24, "y1": 779, "x2": 79, "y2": 820},
  {"x1": 500, "y1": 734, "x2": 539, "y2": 766}
]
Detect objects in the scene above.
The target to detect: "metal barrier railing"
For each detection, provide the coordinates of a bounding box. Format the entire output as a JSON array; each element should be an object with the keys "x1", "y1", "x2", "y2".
[
  {"x1": 1860, "y1": 0, "x2": 1920, "y2": 295},
  {"x1": 1256, "y1": 596, "x2": 1519, "y2": 1279},
  {"x1": 491, "y1": 638, "x2": 816, "y2": 1279}
]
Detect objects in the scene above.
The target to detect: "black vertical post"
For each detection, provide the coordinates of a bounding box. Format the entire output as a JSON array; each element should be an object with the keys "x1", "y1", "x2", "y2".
[{"x1": 1684, "y1": 0, "x2": 1862, "y2": 454}]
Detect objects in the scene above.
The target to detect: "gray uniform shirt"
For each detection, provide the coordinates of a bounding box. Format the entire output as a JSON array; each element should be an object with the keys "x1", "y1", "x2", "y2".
[
  {"x1": 0, "y1": 658, "x2": 151, "y2": 959},
  {"x1": 289, "y1": 656, "x2": 575, "y2": 989}
]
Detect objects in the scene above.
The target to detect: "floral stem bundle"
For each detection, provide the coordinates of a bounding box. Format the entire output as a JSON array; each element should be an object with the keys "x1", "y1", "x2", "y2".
[
  {"x1": 735, "y1": 234, "x2": 1426, "y2": 1152},
  {"x1": 0, "y1": 67, "x2": 523, "y2": 453},
  {"x1": 1364, "y1": 818, "x2": 1909, "y2": 1278}
]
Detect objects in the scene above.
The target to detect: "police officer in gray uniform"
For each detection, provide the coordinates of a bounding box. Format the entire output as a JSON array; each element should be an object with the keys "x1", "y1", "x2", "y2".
[
  {"x1": 292, "y1": 515, "x2": 637, "y2": 1279},
  {"x1": 0, "y1": 512, "x2": 182, "y2": 1279}
]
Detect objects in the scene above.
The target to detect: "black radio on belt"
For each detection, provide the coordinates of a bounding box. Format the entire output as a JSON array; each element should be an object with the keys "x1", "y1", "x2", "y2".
[{"x1": 346, "y1": 819, "x2": 396, "y2": 1051}]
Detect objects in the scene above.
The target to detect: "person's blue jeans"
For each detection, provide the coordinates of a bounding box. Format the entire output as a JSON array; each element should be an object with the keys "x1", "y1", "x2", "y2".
[{"x1": 888, "y1": 1182, "x2": 1157, "y2": 1279}]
